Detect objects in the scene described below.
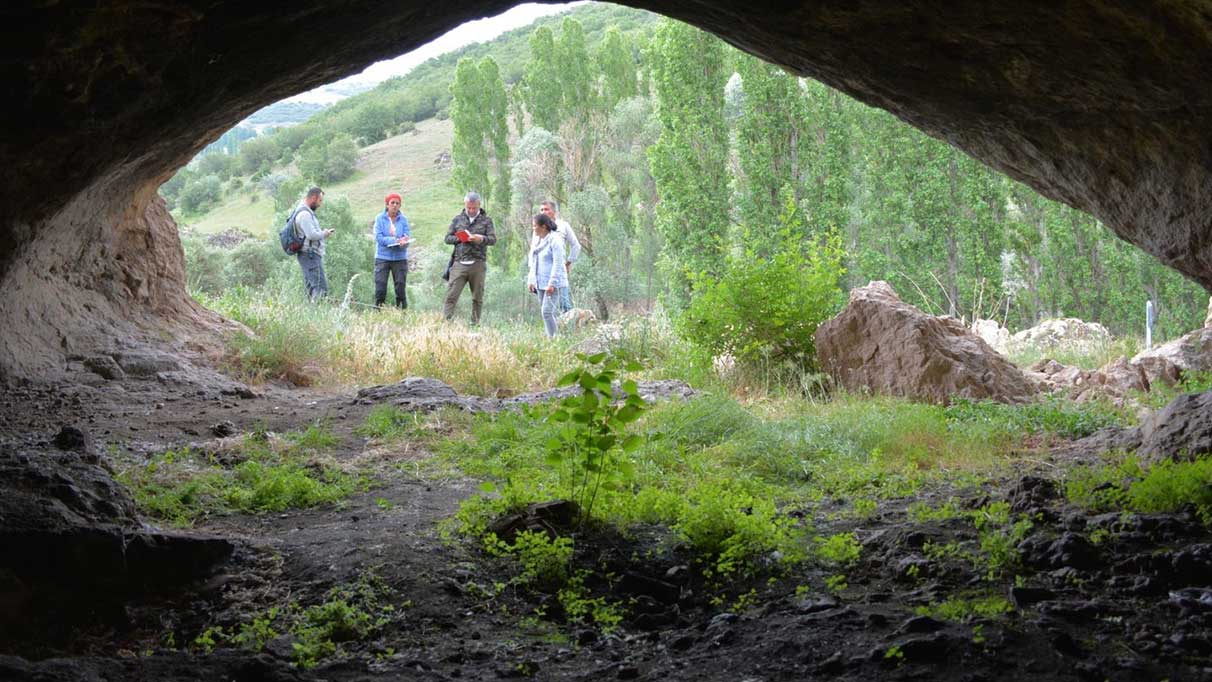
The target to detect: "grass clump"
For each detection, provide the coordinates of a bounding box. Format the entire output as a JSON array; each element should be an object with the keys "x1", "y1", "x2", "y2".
[
  {"x1": 915, "y1": 595, "x2": 1013, "y2": 623},
  {"x1": 357, "y1": 405, "x2": 425, "y2": 442},
  {"x1": 117, "y1": 426, "x2": 364, "y2": 526},
  {"x1": 1066, "y1": 453, "x2": 1212, "y2": 525},
  {"x1": 944, "y1": 395, "x2": 1127, "y2": 442}
]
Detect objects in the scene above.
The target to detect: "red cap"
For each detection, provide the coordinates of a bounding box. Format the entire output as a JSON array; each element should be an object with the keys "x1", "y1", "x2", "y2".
[{"x1": 385, "y1": 193, "x2": 402, "y2": 205}]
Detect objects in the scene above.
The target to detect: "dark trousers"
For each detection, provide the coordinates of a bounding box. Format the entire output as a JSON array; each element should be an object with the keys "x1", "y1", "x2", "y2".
[
  {"x1": 443, "y1": 260, "x2": 486, "y2": 324},
  {"x1": 374, "y1": 259, "x2": 408, "y2": 308}
]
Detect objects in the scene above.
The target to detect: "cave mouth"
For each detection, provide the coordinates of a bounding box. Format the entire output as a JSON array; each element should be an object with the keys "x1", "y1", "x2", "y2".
[{"x1": 2, "y1": 0, "x2": 1211, "y2": 385}]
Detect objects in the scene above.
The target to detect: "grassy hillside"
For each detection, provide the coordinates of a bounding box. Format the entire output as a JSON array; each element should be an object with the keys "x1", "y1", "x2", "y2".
[{"x1": 182, "y1": 118, "x2": 462, "y2": 246}]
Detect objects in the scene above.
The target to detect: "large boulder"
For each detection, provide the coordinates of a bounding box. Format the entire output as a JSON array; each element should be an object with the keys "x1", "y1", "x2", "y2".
[
  {"x1": 1136, "y1": 392, "x2": 1212, "y2": 463},
  {"x1": 1133, "y1": 326, "x2": 1212, "y2": 378},
  {"x1": 815, "y1": 282, "x2": 1037, "y2": 405}
]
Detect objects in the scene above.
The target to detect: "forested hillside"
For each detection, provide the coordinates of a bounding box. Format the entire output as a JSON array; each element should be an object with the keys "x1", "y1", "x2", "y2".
[{"x1": 170, "y1": 2, "x2": 1206, "y2": 348}]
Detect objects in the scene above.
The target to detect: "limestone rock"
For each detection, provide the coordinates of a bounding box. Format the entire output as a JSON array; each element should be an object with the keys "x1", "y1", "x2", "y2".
[
  {"x1": 815, "y1": 281, "x2": 1036, "y2": 405},
  {"x1": 1133, "y1": 327, "x2": 1212, "y2": 376},
  {"x1": 971, "y1": 319, "x2": 1010, "y2": 354},
  {"x1": 1008, "y1": 318, "x2": 1112, "y2": 356}
]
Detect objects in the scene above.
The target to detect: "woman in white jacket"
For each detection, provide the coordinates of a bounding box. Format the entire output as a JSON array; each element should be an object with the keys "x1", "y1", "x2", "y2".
[{"x1": 526, "y1": 212, "x2": 568, "y2": 337}]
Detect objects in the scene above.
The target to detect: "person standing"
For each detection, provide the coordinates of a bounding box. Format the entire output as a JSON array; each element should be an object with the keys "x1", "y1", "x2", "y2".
[
  {"x1": 373, "y1": 193, "x2": 411, "y2": 309},
  {"x1": 527, "y1": 212, "x2": 568, "y2": 338},
  {"x1": 538, "y1": 200, "x2": 581, "y2": 313},
  {"x1": 294, "y1": 186, "x2": 332, "y2": 302},
  {"x1": 442, "y1": 191, "x2": 496, "y2": 324}
]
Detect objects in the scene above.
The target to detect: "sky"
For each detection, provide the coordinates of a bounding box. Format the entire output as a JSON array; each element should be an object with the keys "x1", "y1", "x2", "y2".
[{"x1": 287, "y1": 3, "x2": 581, "y2": 104}]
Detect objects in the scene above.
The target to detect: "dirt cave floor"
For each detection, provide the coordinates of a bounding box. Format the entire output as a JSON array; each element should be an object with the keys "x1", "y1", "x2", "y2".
[{"x1": 1, "y1": 375, "x2": 1212, "y2": 682}]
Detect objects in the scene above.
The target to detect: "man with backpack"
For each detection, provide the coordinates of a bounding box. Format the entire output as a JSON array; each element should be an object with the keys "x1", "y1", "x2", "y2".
[{"x1": 290, "y1": 186, "x2": 333, "y2": 302}]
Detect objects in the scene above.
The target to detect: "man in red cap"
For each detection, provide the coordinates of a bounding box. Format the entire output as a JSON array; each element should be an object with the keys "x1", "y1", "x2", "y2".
[{"x1": 373, "y1": 192, "x2": 411, "y2": 308}]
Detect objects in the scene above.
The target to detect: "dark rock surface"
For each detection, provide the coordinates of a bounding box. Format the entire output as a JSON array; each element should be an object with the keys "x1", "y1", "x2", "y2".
[
  {"x1": 1066, "y1": 389, "x2": 1212, "y2": 462},
  {"x1": 0, "y1": 429, "x2": 236, "y2": 641},
  {"x1": 4, "y1": 1, "x2": 1212, "y2": 384}
]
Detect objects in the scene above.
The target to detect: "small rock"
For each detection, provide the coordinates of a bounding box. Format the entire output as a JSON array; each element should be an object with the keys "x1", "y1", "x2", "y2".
[
  {"x1": 1009, "y1": 585, "x2": 1056, "y2": 608},
  {"x1": 210, "y1": 420, "x2": 237, "y2": 438},
  {"x1": 83, "y1": 355, "x2": 125, "y2": 380},
  {"x1": 617, "y1": 666, "x2": 640, "y2": 680},
  {"x1": 53, "y1": 425, "x2": 95, "y2": 456},
  {"x1": 897, "y1": 615, "x2": 945, "y2": 634},
  {"x1": 265, "y1": 634, "x2": 296, "y2": 659}
]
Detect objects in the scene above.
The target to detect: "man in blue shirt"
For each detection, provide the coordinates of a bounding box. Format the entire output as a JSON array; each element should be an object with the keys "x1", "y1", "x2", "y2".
[{"x1": 374, "y1": 192, "x2": 411, "y2": 309}]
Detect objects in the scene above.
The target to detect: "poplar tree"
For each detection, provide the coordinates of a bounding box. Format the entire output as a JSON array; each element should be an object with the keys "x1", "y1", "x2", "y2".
[
  {"x1": 598, "y1": 27, "x2": 637, "y2": 112},
  {"x1": 450, "y1": 58, "x2": 490, "y2": 198},
  {"x1": 734, "y1": 54, "x2": 808, "y2": 237},
  {"x1": 522, "y1": 26, "x2": 563, "y2": 132},
  {"x1": 647, "y1": 20, "x2": 730, "y2": 307},
  {"x1": 556, "y1": 18, "x2": 596, "y2": 121}
]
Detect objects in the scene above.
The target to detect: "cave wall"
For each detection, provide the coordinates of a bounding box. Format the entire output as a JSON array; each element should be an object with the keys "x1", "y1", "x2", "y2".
[{"x1": 2, "y1": 0, "x2": 1210, "y2": 383}]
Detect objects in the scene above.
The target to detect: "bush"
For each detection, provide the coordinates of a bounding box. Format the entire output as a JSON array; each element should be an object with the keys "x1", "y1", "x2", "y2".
[
  {"x1": 680, "y1": 194, "x2": 846, "y2": 369},
  {"x1": 180, "y1": 174, "x2": 223, "y2": 213}
]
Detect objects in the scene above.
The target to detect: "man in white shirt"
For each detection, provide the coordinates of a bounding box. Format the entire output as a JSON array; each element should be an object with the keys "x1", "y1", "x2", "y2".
[
  {"x1": 537, "y1": 200, "x2": 581, "y2": 313},
  {"x1": 293, "y1": 186, "x2": 333, "y2": 302}
]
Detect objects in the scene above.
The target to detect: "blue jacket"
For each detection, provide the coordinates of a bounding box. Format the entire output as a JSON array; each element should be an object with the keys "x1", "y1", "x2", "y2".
[{"x1": 374, "y1": 210, "x2": 410, "y2": 261}]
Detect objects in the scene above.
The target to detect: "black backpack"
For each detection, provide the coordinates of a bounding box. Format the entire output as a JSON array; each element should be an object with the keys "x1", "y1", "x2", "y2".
[{"x1": 278, "y1": 206, "x2": 308, "y2": 255}]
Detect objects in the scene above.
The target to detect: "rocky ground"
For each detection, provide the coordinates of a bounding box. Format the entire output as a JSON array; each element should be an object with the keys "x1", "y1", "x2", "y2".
[{"x1": 2, "y1": 368, "x2": 1212, "y2": 682}]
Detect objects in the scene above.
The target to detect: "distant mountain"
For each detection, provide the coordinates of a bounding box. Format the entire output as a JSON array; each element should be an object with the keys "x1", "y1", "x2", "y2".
[{"x1": 244, "y1": 101, "x2": 329, "y2": 128}]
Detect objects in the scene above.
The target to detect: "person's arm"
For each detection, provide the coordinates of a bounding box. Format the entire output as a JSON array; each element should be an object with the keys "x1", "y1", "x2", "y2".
[
  {"x1": 374, "y1": 215, "x2": 396, "y2": 249},
  {"x1": 480, "y1": 215, "x2": 497, "y2": 246},
  {"x1": 564, "y1": 223, "x2": 581, "y2": 263},
  {"x1": 444, "y1": 216, "x2": 461, "y2": 245},
  {"x1": 546, "y1": 240, "x2": 566, "y2": 291},
  {"x1": 296, "y1": 209, "x2": 324, "y2": 241},
  {"x1": 399, "y1": 215, "x2": 410, "y2": 241}
]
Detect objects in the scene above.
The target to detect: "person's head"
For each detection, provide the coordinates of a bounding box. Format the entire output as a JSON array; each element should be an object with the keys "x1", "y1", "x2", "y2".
[
  {"x1": 533, "y1": 212, "x2": 558, "y2": 237},
  {"x1": 539, "y1": 200, "x2": 559, "y2": 220},
  {"x1": 385, "y1": 193, "x2": 402, "y2": 215},
  {"x1": 464, "y1": 191, "x2": 481, "y2": 216},
  {"x1": 305, "y1": 186, "x2": 324, "y2": 211}
]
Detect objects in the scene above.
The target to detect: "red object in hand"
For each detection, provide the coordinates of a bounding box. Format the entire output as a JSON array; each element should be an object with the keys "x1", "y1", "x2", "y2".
[{"x1": 456, "y1": 229, "x2": 471, "y2": 243}]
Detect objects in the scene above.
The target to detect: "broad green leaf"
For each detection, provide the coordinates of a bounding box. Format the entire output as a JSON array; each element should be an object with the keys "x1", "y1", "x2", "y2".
[
  {"x1": 478, "y1": 481, "x2": 497, "y2": 493},
  {"x1": 617, "y1": 405, "x2": 642, "y2": 423},
  {"x1": 621, "y1": 379, "x2": 639, "y2": 395},
  {"x1": 587, "y1": 352, "x2": 608, "y2": 364},
  {"x1": 551, "y1": 409, "x2": 570, "y2": 422},
  {"x1": 621, "y1": 434, "x2": 643, "y2": 452}
]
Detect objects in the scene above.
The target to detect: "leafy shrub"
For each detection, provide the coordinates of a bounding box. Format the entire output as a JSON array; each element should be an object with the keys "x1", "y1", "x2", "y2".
[
  {"x1": 680, "y1": 195, "x2": 846, "y2": 369},
  {"x1": 1066, "y1": 453, "x2": 1212, "y2": 525}
]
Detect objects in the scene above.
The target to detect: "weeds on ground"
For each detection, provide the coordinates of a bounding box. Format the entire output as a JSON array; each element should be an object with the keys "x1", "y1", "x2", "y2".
[
  {"x1": 1133, "y1": 370, "x2": 1212, "y2": 412},
  {"x1": 190, "y1": 573, "x2": 395, "y2": 669},
  {"x1": 918, "y1": 502, "x2": 1032, "y2": 580},
  {"x1": 1066, "y1": 452, "x2": 1212, "y2": 525},
  {"x1": 116, "y1": 425, "x2": 365, "y2": 526},
  {"x1": 915, "y1": 595, "x2": 1013, "y2": 623}
]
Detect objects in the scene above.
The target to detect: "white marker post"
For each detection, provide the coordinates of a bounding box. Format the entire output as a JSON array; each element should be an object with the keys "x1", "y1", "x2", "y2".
[{"x1": 1146, "y1": 299, "x2": 1155, "y2": 350}]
